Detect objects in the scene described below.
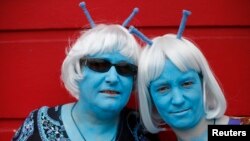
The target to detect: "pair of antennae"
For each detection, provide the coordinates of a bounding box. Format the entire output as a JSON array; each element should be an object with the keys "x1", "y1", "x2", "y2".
[
  {"x1": 79, "y1": 1, "x2": 139, "y2": 28},
  {"x1": 129, "y1": 10, "x2": 192, "y2": 46},
  {"x1": 79, "y1": 2, "x2": 191, "y2": 45}
]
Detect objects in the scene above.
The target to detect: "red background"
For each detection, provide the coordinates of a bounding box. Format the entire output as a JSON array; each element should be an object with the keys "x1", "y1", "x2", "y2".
[{"x1": 0, "y1": 0, "x2": 249, "y2": 140}]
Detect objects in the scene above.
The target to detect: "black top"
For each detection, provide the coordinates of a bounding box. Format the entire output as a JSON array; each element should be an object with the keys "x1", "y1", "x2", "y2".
[{"x1": 12, "y1": 105, "x2": 159, "y2": 141}]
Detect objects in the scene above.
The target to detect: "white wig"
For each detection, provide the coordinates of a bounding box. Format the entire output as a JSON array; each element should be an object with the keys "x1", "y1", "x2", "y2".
[
  {"x1": 61, "y1": 24, "x2": 141, "y2": 99},
  {"x1": 138, "y1": 34, "x2": 227, "y2": 133}
]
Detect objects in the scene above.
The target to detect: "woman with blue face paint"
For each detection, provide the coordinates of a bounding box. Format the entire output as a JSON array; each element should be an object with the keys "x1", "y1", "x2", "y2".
[
  {"x1": 138, "y1": 34, "x2": 228, "y2": 141},
  {"x1": 12, "y1": 2, "x2": 159, "y2": 141},
  {"x1": 130, "y1": 10, "x2": 250, "y2": 141}
]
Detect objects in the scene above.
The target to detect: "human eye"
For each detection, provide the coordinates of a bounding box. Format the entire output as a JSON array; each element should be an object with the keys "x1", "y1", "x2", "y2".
[
  {"x1": 156, "y1": 85, "x2": 170, "y2": 94},
  {"x1": 182, "y1": 81, "x2": 194, "y2": 88}
]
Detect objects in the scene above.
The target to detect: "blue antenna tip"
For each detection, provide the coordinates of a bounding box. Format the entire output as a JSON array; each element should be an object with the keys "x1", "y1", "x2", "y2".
[
  {"x1": 183, "y1": 10, "x2": 191, "y2": 16},
  {"x1": 79, "y1": 2, "x2": 86, "y2": 8},
  {"x1": 133, "y1": 7, "x2": 139, "y2": 13}
]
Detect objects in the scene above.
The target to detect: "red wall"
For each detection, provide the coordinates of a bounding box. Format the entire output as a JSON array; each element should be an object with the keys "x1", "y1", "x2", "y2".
[{"x1": 0, "y1": 0, "x2": 250, "y2": 140}]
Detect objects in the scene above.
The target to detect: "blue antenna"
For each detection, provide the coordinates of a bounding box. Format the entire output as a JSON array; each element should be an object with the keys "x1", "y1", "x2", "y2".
[
  {"x1": 177, "y1": 10, "x2": 191, "y2": 39},
  {"x1": 79, "y1": 2, "x2": 95, "y2": 28},
  {"x1": 129, "y1": 26, "x2": 153, "y2": 46},
  {"x1": 122, "y1": 8, "x2": 139, "y2": 27}
]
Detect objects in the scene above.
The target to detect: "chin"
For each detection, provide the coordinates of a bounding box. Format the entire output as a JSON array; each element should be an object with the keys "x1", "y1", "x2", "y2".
[
  {"x1": 99, "y1": 104, "x2": 123, "y2": 112},
  {"x1": 171, "y1": 120, "x2": 197, "y2": 130}
]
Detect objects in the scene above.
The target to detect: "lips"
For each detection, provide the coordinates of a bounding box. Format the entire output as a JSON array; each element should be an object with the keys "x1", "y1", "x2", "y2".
[
  {"x1": 100, "y1": 90, "x2": 120, "y2": 95},
  {"x1": 170, "y1": 108, "x2": 190, "y2": 114}
]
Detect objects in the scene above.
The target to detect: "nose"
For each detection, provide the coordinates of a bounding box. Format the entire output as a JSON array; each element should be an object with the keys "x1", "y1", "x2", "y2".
[
  {"x1": 171, "y1": 88, "x2": 185, "y2": 106},
  {"x1": 105, "y1": 66, "x2": 119, "y2": 85}
]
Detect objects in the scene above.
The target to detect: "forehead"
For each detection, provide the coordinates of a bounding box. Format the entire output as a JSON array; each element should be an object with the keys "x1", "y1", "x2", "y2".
[
  {"x1": 89, "y1": 51, "x2": 134, "y2": 64},
  {"x1": 151, "y1": 60, "x2": 200, "y2": 84}
]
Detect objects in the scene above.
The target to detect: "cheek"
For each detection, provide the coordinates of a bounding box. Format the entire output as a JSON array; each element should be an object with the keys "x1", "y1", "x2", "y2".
[
  {"x1": 150, "y1": 89, "x2": 161, "y2": 105},
  {"x1": 157, "y1": 98, "x2": 170, "y2": 109},
  {"x1": 78, "y1": 71, "x2": 103, "y2": 92},
  {"x1": 84, "y1": 69, "x2": 102, "y2": 82},
  {"x1": 125, "y1": 78, "x2": 133, "y2": 86},
  {"x1": 192, "y1": 86, "x2": 203, "y2": 101},
  {"x1": 187, "y1": 86, "x2": 203, "y2": 109},
  {"x1": 151, "y1": 93, "x2": 170, "y2": 110},
  {"x1": 122, "y1": 76, "x2": 134, "y2": 88}
]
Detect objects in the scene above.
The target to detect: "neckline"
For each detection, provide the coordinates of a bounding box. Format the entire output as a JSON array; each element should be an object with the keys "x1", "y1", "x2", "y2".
[
  {"x1": 61, "y1": 103, "x2": 84, "y2": 141},
  {"x1": 71, "y1": 103, "x2": 87, "y2": 141},
  {"x1": 70, "y1": 103, "x2": 117, "y2": 141}
]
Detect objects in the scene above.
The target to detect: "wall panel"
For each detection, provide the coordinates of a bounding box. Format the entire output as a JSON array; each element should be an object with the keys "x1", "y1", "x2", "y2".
[{"x1": 0, "y1": 0, "x2": 249, "y2": 140}]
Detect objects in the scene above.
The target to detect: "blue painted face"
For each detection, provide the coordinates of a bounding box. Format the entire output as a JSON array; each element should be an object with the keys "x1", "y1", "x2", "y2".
[
  {"x1": 149, "y1": 60, "x2": 205, "y2": 130},
  {"x1": 78, "y1": 51, "x2": 134, "y2": 114}
]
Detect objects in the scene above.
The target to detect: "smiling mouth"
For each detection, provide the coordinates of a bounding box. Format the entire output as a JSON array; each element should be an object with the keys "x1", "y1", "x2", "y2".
[
  {"x1": 100, "y1": 90, "x2": 120, "y2": 95},
  {"x1": 170, "y1": 108, "x2": 190, "y2": 114}
]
